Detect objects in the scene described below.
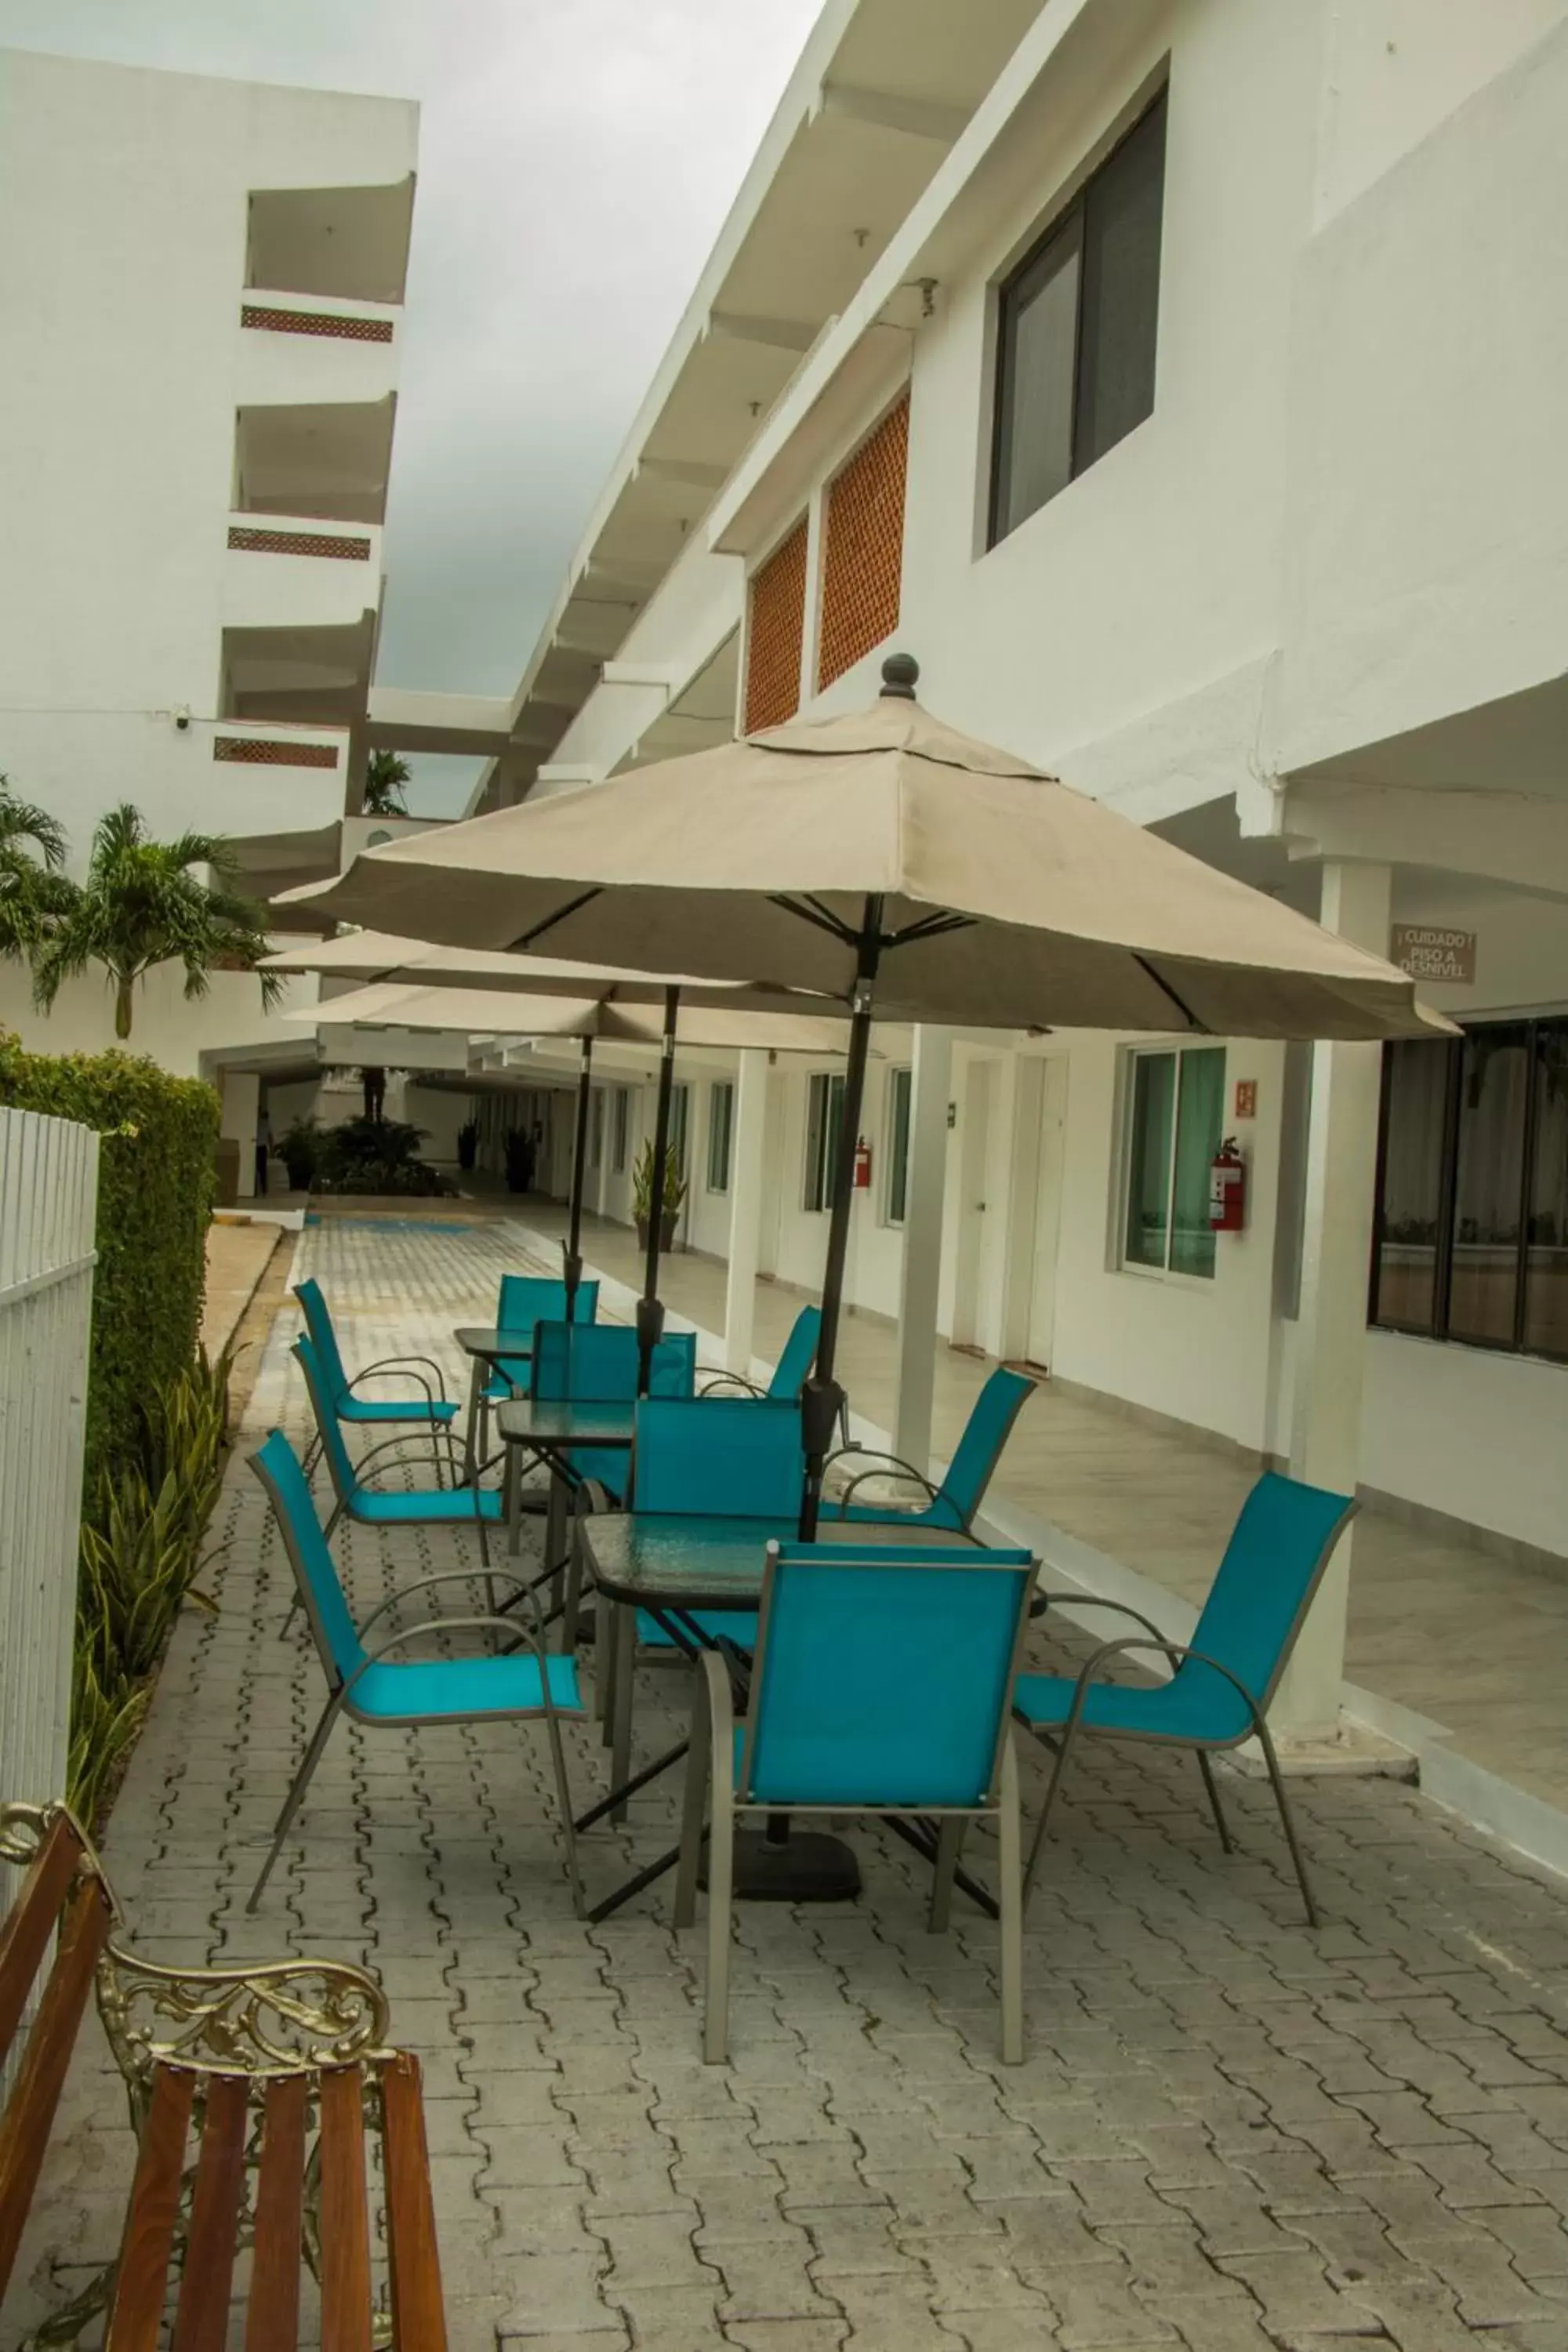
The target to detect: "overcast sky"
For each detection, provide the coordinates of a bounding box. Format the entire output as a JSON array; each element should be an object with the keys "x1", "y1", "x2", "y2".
[{"x1": 0, "y1": 0, "x2": 820, "y2": 807}]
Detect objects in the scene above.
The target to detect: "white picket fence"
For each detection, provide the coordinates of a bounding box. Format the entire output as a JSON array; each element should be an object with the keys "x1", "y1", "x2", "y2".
[{"x1": 0, "y1": 1105, "x2": 99, "y2": 1817}]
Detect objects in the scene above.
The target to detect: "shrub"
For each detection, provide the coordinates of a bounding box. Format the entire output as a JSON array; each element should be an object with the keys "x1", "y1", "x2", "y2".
[
  {"x1": 0, "y1": 1033, "x2": 218, "y2": 1493},
  {"x1": 314, "y1": 1113, "x2": 449, "y2": 1196}
]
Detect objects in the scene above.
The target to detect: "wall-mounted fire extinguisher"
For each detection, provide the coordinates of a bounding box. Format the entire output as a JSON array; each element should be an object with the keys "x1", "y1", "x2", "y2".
[
  {"x1": 853, "y1": 1135, "x2": 873, "y2": 1189},
  {"x1": 1209, "y1": 1138, "x2": 1247, "y2": 1232}
]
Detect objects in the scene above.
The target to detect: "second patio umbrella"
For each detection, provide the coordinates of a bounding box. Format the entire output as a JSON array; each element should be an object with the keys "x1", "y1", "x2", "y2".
[{"x1": 288, "y1": 653, "x2": 1448, "y2": 1531}]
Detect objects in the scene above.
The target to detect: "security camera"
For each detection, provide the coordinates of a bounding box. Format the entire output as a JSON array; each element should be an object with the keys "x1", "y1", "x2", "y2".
[{"x1": 174, "y1": 705, "x2": 191, "y2": 731}]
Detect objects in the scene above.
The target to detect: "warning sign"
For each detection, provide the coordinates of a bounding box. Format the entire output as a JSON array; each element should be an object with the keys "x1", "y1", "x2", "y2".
[{"x1": 1392, "y1": 925, "x2": 1475, "y2": 985}]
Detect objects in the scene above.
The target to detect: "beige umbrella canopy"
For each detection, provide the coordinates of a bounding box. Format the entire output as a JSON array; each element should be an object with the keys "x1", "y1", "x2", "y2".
[
  {"x1": 261, "y1": 929, "x2": 826, "y2": 1018},
  {"x1": 288, "y1": 979, "x2": 860, "y2": 1058},
  {"x1": 292, "y1": 660, "x2": 1439, "y2": 1044},
  {"x1": 286, "y1": 653, "x2": 1447, "y2": 1527}
]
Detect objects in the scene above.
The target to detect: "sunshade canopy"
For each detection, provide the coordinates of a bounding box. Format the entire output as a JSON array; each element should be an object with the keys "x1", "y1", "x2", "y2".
[
  {"x1": 289, "y1": 670, "x2": 1445, "y2": 1043},
  {"x1": 291, "y1": 979, "x2": 858, "y2": 1058},
  {"x1": 263, "y1": 928, "x2": 831, "y2": 1019}
]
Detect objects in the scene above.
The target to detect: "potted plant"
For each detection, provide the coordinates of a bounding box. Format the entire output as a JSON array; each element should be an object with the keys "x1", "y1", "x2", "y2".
[
  {"x1": 633, "y1": 1139, "x2": 688, "y2": 1251},
  {"x1": 503, "y1": 1127, "x2": 534, "y2": 1194},
  {"x1": 457, "y1": 1118, "x2": 479, "y2": 1172},
  {"x1": 279, "y1": 1115, "x2": 320, "y2": 1192}
]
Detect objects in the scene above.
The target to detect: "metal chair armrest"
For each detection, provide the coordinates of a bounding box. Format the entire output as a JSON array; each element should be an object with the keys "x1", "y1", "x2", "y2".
[
  {"x1": 350, "y1": 1353, "x2": 452, "y2": 1404},
  {"x1": 356, "y1": 1567, "x2": 530, "y2": 1644},
  {"x1": 830, "y1": 1452, "x2": 943, "y2": 1512},
  {"x1": 1028, "y1": 1590, "x2": 1172, "y2": 1642},
  {"x1": 1037, "y1": 1634, "x2": 1263, "y2": 1739},
  {"x1": 699, "y1": 1371, "x2": 767, "y2": 1398},
  {"x1": 352, "y1": 1433, "x2": 474, "y2": 1485},
  {"x1": 346, "y1": 1613, "x2": 541, "y2": 1684}
]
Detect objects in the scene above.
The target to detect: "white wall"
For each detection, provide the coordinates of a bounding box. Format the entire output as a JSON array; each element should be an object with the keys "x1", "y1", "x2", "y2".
[{"x1": 0, "y1": 958, "x2": 315, "y2": 1078}]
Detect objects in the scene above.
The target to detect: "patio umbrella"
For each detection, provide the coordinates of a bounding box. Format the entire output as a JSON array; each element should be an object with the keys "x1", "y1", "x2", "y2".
[
  {"x1": 285, "y1": 967, "x2": 859, "y2": 1353},
  {"x1": 285, "y1": 653, "x2": 1447, "y2": 1532}
]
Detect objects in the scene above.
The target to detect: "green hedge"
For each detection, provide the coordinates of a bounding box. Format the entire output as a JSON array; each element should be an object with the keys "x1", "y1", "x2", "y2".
[{"x1": 0, "y1": 1034, "x2": 219, "y2": 1493}]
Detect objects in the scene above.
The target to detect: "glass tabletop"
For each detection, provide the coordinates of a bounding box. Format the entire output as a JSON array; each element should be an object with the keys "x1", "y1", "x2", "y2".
[
  {"x1": 582, "y1": 1512, "x2": 970, "y2": 1609},
  {"x1": 453, "y1": 1326, "x2": 537, "y2": 1364},
  {"x1": 495, "y1": 1396, "x2": 637, "y2": 1449}
]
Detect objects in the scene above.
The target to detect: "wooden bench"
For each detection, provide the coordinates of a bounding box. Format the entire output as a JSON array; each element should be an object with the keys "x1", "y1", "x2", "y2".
[{"x1": 0, "y1": 1800, "x2": 448, "y2": 2350}]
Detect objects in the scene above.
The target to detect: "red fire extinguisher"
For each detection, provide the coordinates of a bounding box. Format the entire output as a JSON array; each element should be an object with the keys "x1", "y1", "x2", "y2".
[
  {"x1": 1209, "y1": 1138, "x2": 1247, "y2": 1232},
  {"x1": 852, "y1": 1136, "x2": 873, "y2": 1189}
]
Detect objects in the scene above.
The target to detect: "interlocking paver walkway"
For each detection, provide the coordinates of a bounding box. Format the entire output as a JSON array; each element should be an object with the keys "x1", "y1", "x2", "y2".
[{"x1": 12, "y1": 1212, "x2": 1568, "y2": 2352}]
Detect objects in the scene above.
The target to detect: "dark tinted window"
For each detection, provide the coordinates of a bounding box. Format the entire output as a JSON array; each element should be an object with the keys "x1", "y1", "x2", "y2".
[{"x1": 991, "y1": 90, "x2": 1166, "y2": 544}]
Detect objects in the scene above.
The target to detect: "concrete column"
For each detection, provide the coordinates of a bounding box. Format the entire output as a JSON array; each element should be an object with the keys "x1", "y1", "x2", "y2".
[
  {"x1": 724, "y1": 1051, "x2": 768, "y2": 1372},
  {"x1": 1274, "y1": 859, "x2": 1392, "y2": 1740},
  {"x1": 894, "y1": 1025, "x2": 955, "y2": 1474},
  {"x1": 221, "y1": 1069, "x2": 260, "y2": 1200}
]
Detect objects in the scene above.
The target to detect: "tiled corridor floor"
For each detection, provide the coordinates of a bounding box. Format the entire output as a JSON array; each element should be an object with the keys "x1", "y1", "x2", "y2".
[{"x1": 13, "y1": 1212, "x2": 1568, "y2": 2352}]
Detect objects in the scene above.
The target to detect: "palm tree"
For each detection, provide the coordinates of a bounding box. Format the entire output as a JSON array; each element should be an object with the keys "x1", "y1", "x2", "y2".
[
  {"x1": 0, "y1": 779, "x2": 74, "y2": 963},
  {"x1": 363, "y1": 750, "x2": 412, "y2": 818},
  {"x1": 31, "y1": 803, "x2": 282, "y2": 1040}
]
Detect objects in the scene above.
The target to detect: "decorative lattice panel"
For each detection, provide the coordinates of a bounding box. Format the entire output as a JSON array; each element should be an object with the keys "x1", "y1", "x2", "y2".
[
  {"x1": 214, "y1": 737, "x2": 339, "y2": 769},
  {"x1": 743, "y1": 518, "x2": 809, "y2": 734},
  {"x1": 227, "y1": 526, "x2": 372, "y2": 561},
  {"x1": 241, "y1": 304, "x2": 394, "y2": 344},
  {"x1": 817, "y1": 394, "x2": 910, "y2": 693}
]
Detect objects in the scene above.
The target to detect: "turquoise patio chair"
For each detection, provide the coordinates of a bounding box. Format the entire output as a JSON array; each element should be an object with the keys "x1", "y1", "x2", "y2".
[
  {"x1": 823, "y1": 1366, "x2": 1035, "y2": 1534},
  {"x1": 467, "y1": 1273, "x2": 601, "y2": 1474},
  {"x1": 1014, "y1": 1471, "x2": 1357, "y2": 1926},
  {"x1": 699, "y1": 1304, "x2": 821, "y2": 1403},
  {"x1": 296, "y1": 1334, "x2": 504, "y2": 1570},
  {"x1": 583, "y1": 1396, "x2": 806, "y2": 1816},
  {"x1": 248, "y1": 1429, "x2": 585, "y2": 1914},
  {"x1": 294, "y1": 1276, "x2": 459, "y2": 1482},
  {"x1": 673, "y1": 1537, "x2": 1037, "y2": 2063},
  {"x1": 529, "y1": 1319, "x2": 696, "y2": 1502}
]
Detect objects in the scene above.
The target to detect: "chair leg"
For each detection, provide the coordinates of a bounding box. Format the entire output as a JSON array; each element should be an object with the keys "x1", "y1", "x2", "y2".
[
  {"x1": 1196, "y1": 1751, "x2": 1236, "y2": 1853},
  {"x1": 1021, "y1": 1725, "x2": 1079, "y2": 1908},
  {"x1": 928, "y1": 1819, "x2": 966, "y2": 1934},
  {"x1": 561, "y1": 1524, "x2": 585, "y2": 1655},
  {"x1": 609, "y1": 1604, "x2": 636, "y2": 1823},
  {"x1": 996, "y1": 1740, "x2": 1025, "y2": 2065},
  {"x1": 1253, "y1": 1714, "x2": 1320, "y2": 1929},
  {"x1": 540, "y1": 1704, "x2": 584, "y2": 1919},
  {"x1": 673, "y1": 1663, "x2": 712, "y2": 1932},
  {"x1": 248, "y1": 1696, "x2": 342, "y2": 1913},
  {"x1": 703, "y1": 1781, "x2": 735, "y2": 2066}
]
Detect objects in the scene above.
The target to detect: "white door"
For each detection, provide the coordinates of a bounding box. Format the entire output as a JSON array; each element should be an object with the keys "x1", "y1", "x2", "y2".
[
  {"x1": 951, "y1": 1062, "x2": 993, "y2": 1348},
  {"x1": 1025, "y1": 1058, "x2": 1069, "y2": 1367}
]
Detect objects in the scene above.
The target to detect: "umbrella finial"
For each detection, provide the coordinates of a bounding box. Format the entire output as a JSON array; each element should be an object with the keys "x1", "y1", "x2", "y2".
[{"x1": 880, "y1": 652, "x2": 920, "y2": 701}]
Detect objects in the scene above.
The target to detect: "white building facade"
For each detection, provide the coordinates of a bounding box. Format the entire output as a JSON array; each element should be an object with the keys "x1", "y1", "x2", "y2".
[
  {"x1": 0, "y1": 49, "x2": 419, "y2": 1169},
  {"x1": 470, "y1": 0, "x2": 1568, "y2": 1720}
]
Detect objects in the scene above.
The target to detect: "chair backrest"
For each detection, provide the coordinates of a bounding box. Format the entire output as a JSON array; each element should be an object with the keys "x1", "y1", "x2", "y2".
[
  {"x1": 630, "y1": 1397, "x2": 805, "y2": 1519},
  {"x1": 294, "y1": 1335, "x2": 361, "y2": 1507},
  {"x1": 767, "y1": 1305, "x2": 822, "y2": 1401},
  {"x1": 249, "y1": 1428, "x2": 366, "y2": 1687},
  {"x1": 495, "y1": 1273, "x2": 599, "y2": 1345},
  {"x1": 293, "y1": 1278, "x2": 350, "y2": 1406},
  {"x1": 530, "y1": 1323, "x2": 695, "y2": 1402},
  {"x1": 741, "y1": 1543, "x2": 1036, "y2": 1809},
  {"x1": 1186, "y1": 1472, "x2": 1357, "y2": 1715},
  {"x1": 938, "y1": 1368, "x2": 1035, "y2": 1526}
]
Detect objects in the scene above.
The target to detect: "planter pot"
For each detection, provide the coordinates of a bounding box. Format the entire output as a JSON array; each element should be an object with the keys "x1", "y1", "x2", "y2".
[{"x1": 635, "y1": 1212, "x2": 678, "y2": 1252}]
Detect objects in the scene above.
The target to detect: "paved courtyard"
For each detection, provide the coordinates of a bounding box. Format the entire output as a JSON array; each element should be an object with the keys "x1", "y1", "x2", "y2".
[{"x1": 13, "y1": 1212, "x2": 1568, "y2": 2352}]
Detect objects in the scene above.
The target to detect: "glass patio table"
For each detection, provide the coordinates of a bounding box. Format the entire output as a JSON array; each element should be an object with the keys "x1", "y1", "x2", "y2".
[
  {"x1": 576, "y1": 1510, "x2": 993, "y2": 1926},
  {"x1": 454, "y1": 1325, "x2": 540, "y2": 1483}
]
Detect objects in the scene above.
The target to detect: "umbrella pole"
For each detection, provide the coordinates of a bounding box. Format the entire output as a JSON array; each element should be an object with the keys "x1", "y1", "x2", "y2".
[
  {"x1": 637, "y1": 984, "x2": 681, "y2": 1393},
  {"x1": 563, "y1": 1034, "x2": 593, "y2": 1318},
  {"x1": 800, "y1": 896, "x2": 884, "y2": 1540}
]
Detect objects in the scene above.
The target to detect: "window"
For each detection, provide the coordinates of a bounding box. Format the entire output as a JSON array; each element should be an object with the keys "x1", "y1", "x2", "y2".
[
  {"x1": 1121, "y1": 1044, "x2": 1225, "y2": 1280},
  {"x1": 707, "y1": 1080, "x2": 735, "y2": 1194},
  {"x1": 612, "y1": 1087, "x2": 629, "y2": 1174},
  {"x1": 885, "y1": 1067, "x2": 913, "y2": 1225},
  {"x1": 1371, "y1": 1018, "x2": 1568, "y2": 1362},
  {"x1": 990, "y1": 89, "x2": 1167, "y2": 545},
  {"x1": 804, "y1": 1072, "x2": 846, "y2": 1213}
]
